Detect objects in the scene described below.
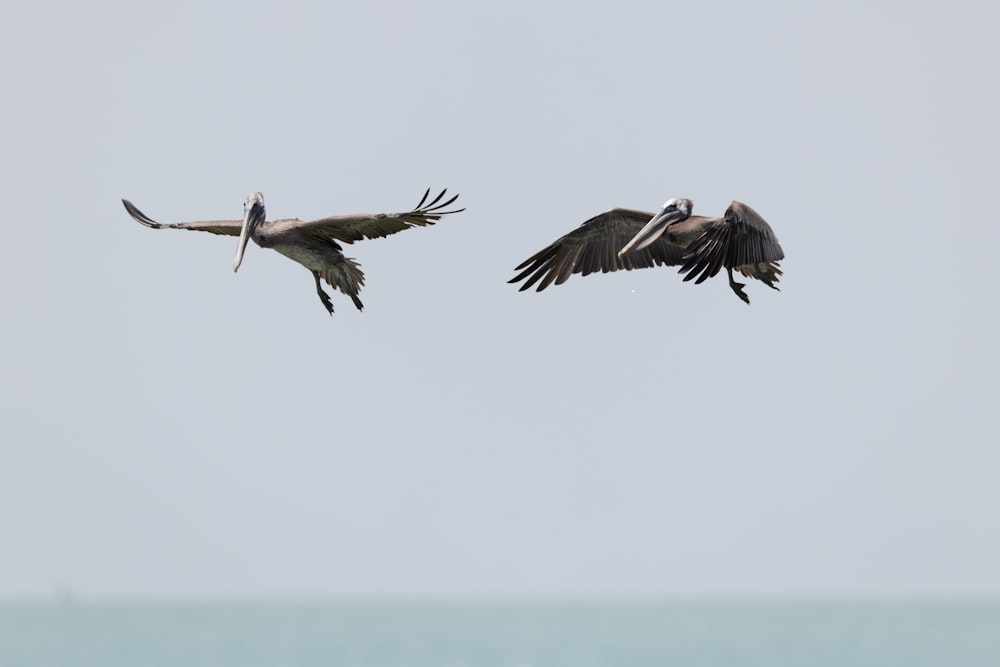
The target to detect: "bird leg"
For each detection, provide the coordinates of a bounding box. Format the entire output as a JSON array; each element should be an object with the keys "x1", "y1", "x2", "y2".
[
  {"x1": 727, "y1": 267, "x2": 750, "y2": 305},
  {"x1": 312, "y1": 271, "x2": 335, "y2": 316}
]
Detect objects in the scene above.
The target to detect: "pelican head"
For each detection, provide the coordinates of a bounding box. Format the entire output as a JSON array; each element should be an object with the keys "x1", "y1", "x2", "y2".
[
  {"x1": 617, "y1": 197, "x2": 692, "y2": 258},
  {"x1": 233, "y1": 192, "x2": 265, "y2": 272}
]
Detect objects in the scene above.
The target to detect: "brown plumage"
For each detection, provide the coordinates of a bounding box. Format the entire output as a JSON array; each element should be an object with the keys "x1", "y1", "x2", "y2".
[
  {"x1": 123, "y1": 188, "x2": 463, "y2": 315},
  {"x1": 509, "y1": 198, "x2": 783, "y2": 304}
]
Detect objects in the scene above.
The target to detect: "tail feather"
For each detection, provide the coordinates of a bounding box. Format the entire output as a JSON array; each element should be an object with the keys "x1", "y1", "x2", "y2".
[
  {"x1": 319, "y1": 257, "x2": 366, "y2": 311},
  {"x1": 738, "y1": 261, "x2": 782, "y2": 290}
]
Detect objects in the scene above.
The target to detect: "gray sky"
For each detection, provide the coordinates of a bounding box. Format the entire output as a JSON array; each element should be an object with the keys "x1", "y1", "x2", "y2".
[{"x1": 1, "y1": 0, "x2": 998, "y2": 600}]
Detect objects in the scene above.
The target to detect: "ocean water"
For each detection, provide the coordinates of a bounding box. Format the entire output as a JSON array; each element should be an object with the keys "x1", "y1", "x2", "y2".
[{"x1": 1, "y1": 601, "x2": 998, "y2": 667}]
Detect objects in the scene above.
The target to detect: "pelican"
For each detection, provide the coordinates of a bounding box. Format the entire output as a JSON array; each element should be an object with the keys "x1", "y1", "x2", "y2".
[
  {"x1": 123, "y1": 188, "x2": 463, "y2": 315},
  {"x1": 509, "y1": 198, "x2": 783, "y2": 304}
]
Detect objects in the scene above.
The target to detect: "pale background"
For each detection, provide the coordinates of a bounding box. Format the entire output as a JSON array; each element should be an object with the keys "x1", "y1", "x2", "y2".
[{"x1": 1, "y1": 0, "x2": 997, "y2": 600}]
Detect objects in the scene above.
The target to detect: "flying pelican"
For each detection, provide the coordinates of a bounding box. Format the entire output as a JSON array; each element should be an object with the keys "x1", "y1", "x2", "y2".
[
  {"x1": 123, "y1": 188, "x2": 463, "y2": 315},
  {"x1": 509, "y1": 198, "x2": 783, "y2": 304}
]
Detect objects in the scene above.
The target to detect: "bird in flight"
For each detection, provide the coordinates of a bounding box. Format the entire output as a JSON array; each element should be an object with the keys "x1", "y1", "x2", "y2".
[
  {"x1": 123, "y1": 188, "x2": 464, "y2": 315},
  {"x1": 509, "y1": 197, "x2": 783, "y2": 304}
]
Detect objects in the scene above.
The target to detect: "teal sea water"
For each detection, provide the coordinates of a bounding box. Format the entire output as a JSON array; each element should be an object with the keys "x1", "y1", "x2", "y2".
[{"x1": 1, "y1": 601, "x2": 998, "y2": 666}]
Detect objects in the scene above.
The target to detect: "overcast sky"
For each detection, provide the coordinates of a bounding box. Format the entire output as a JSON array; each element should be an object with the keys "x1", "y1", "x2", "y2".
[{"x1": 1, "y1": 0, "x2": 998, "y2": 600}]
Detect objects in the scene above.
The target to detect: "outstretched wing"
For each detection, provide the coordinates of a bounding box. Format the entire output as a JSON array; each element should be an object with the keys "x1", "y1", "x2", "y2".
[
  {"x1": 509, "y1": 208, "x2": 688, "y2": 292},
  {"x1": 121, "y1": 199, "x2": 243, "y2": 237},
  {"x1": 679, "y1": 201, "x2": 784, "y2": 285},
  {"x1": 266, "y1": 188, "x2": 464, "y2": 244}
]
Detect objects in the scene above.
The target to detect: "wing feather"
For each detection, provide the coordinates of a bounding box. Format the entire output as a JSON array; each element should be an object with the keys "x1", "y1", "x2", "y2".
[
  {"x1": 679, "y1": 201, "x2": 784, "y2": 285},
  {"x1": 121, "y1": 199, "x2": 243, "y2": 236},
  {"x1": 509, "y1": 208, "x2": 688, "y2": 292},
  {"x1": 267, "y1": 188, "x2": 464, "y2": 244}
]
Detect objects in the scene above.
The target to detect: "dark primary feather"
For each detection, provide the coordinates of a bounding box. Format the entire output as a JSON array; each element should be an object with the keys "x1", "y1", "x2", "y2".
[
  {"x1": 269, "y1": 188, "x2": 464, "y2": 244},
  {"x1": 121, "y1": 199, "x2": 243, "y2": 236},
  {"x1": 679, "y1": 201, "x2": 784, "y2": 285},
  {"x1": 509, "y1": 208, "x2": 687, "y2": 291}
]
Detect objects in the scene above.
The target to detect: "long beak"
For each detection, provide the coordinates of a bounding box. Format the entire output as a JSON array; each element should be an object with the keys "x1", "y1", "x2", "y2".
[
  {"x1": 233, "y1": 206, "x2": 260, "y2": 272},
  {"x1": 617, "y1": 208, "x2": 686, "y2": 259}
]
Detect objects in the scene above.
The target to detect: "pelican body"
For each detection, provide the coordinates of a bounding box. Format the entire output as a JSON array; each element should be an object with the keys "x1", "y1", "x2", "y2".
[
  {"x1": 509, "y1": 198, "x2": 784, "y2": 304},
  {"x1": 123, "y1": 189, "x2": 463, "y2": 315}
]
